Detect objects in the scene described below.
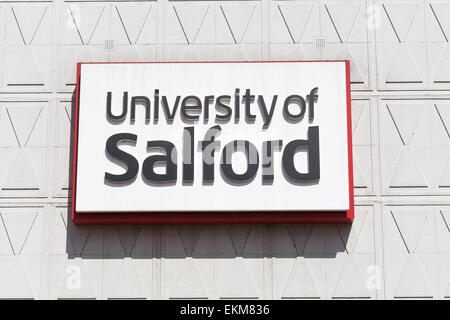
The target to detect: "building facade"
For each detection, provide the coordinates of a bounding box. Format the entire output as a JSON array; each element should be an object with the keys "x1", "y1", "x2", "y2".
[{"x1": 0, "y1": 0, "x2": 449, "y2": 299}]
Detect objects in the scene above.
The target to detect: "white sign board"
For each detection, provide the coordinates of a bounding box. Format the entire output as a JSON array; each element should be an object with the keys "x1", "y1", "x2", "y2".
[{"x1": 73, "y1": 61, "x2": 353, "y2": 222}]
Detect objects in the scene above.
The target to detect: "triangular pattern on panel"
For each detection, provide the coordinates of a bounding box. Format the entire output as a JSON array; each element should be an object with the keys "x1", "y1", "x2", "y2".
[
  {"x1": 114, "y1": 5, "x2": 153, "y2": 44},
  {"x1": 351, "y1": 102, "x2": 365, "y2": 134},
  {"x1": 0, "y1": 258, "x2": 34, "y2": 298},
  {"x1": 215, "y1": 6, "x2": 237, "y2": 44},
  {"x1": 353, "y1": 161, "x2": 366, "y2": 188},
  {"x1": 435, "y1": 103, "x2": 450, "y2": 140},
  {"x1": 0, "y1": 108, "x2": 20, "y2": 147},
  {"x1": 332, "y1": 255, "x2": 371, "y2": 298},
  {"x1": 354, "y1": 146, "x2": 372, "y2": 190},
  {"x1": 55, "y1": 104, "x2": 72, "y2": 147},
  {"x1": 430, "y1": 45, "x2": 450, "y2": 82},
  {"x1": 326, "y1": 225, "x2": 348, "y2": 254},
  {"x1": 353, "y1": 209, "x2": 374, "y2": 253},
  {"x1": 240, "y1": 5, "x2": 260, "y2": 44},
  {"x1": 394, "y1": 255, "x2": 433, "y2": 298},
  {"x1": 109, "y1": 6, "x2": 133, "y2": 45},
  {"x1": 320, "y1": 4, "x2": 342, "y2": 43},
  {"x1": 281, "y1": 259, "x2": 320, "y2": 298},
  {"x1": 106, "y1": 259, "x2": 146, "y2": 299},
  {"x1": 380, "y1": 104, "x2": 404, "y2": 145},
  {"x1": 429, "y1": 3, "x2": 450, "y2": 41},
  {"x1": 286, "y1": 225, "x2": 312, "y2": 256},
  {"x1": 169, "y1": 258, "x2": 208, "y2": 299},
  {"x1": 214, "y1": 226, "x2": 239, "y2": 257},
  {"x1": 414, "y1": 211, "x2": 436, "y2": 253},
  {"x1": 192, "y1": 226, "x2": 213, "y2": 257},
  {"x1": 173, "y1": 4, "x2": 209, "y2": 44},
  {"x1": 60, "y1": 212, "x2": 92, "y2": 255},
  {"x1": 64, "y1": 5, "x2": 84, "y2": 45},
  {"x1": 131, "y1": 226, "x2": 153, "y2": 256},
  {"x1": 19, "y1": 212, "x2": 41, "y2": 255},
  {"x1": 276, "y1": 3, "x2": 314, "y2": 43},
  {"x1": 6, "y1": 48, "x2": 44, "y2": 85},
  {"x1": 3, "y1": 150, "x2": 39, "y2": 190},
  {"x1": 11, "y1": 5, "x2": 48, "y2": 45},
  {"x1": 0, "y1": 214, "x2": 13, "y2": 254},
  {"x1": 345, "y1": 3, "x2": 367, "y2": 42},
  {"x1": 390, "y1": 148, "x2": 427, "y2": 187},
  {"x1": 383, "y1": 3, "x2": 420, "y2": 42},
  {"x1": 81, "y1": 226, "x2": 103, "y2": 255},
  {"x1": 303, "y1": 225, "x2": 326, "y2": 254},
  {"x1": 335, "y1": 45, "x2": 365, "y2": 83},
  {"x1": 116, "y1": 225, "x2": 142, "y2": 256},
  {"x1": 73, "y1": 5, "x2": 107, "y2": 45},
  {"x1": 274, "y1": 226, "x2": 298, "y2": 256},
  {"x1": 7, "y1": 106, "x2": 42, "y2": 147},
  {"x1": 136, "y1": 9, "x2": 157, "y2": 45},
  {"x1": 304, "y1": 225, "x2": 346, "y2": 255},
  {"x1": 323, "y1": 3, "x2": 363, "y2": 43},
  {"x1": 227, "y1": 225, "x2": 252, "y2": 256},
  {"x1": 162, "y1": 226, "x2": 187, "y2": 257},
  {"x1": 220, "y1": 258, "x2": 258, "y2": 298},
  {"x1": 391, "y1": 210, "x2": 429, "y2": 254},
  {"x1": 338, "y1": 209, "x2": 368, "y2": 254},
  {"x1": 385, "y1": 45, "x2": 423, "y2": 83},
  {"x1": 386, "y1": 210, "x2": 410, "y2": 253},
  {"x1": 436, "y1": 211, "x2": 450, "y2": 253},
  {"x1": 61, "y1": 47, "x2": 94, "y2": 86},
  {"x1": 220, "y1": 4, "x2": 256, "y2": 44},
  {"x1": 1, "y1": 212, "x2": 37, "y2": 255},
  {"x1": 178, "y1": 225, "x2": 202, "y2": 256},
  {"x1": 25, "y1": 107, "x2": 47, "y2": 148},
  {"x1": 387, "y1": 103, "x2": 423, "y2": 145},
  {"x1": 430, "y1": 107, "x2": 450, "y2": 147},
  {"x1": 104, "y1": 227, "x2": 126, "y2": 256},
  {"x1": 441, "y1": 211, "x2": 450, "y2": 233},
  {"x1": 188, "y1": 6, "x2": 215, "y2": 44}
]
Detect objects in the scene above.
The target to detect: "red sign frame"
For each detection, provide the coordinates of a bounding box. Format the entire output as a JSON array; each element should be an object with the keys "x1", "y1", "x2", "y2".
[{"x1": 71, "y1": 61, "x2": 354, "y2": 225}]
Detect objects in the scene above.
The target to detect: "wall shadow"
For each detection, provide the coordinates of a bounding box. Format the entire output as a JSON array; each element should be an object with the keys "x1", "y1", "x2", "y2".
[{"x1": 66, "y1": 89, "x2": 351, "y2": 260}]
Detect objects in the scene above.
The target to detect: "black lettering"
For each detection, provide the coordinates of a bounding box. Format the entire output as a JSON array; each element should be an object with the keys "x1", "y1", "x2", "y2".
[
  {"x1": 262, "y1": 140, "x2": 283, "y2": 183},
  {"x1": 161, "y1": 95, "x2": 180, "y2": 123},
  {"x1": 258, "y1": 95, "x2": 278, "y2": 129},
  {"x1": 153, "y1": 89, "x2": 159, "y2": 123},
  {"x1": 283, "y1": 95, "x2": 306, "y2": 122},
  {"x1": 104, "y1": 133, "x2": 138, "y2": 183},
  {"x1": 221, "y1": 140, "x2": 259, "y2": 183},
  {"x1": 307, "y1": 87, "x2": 319, "y2": 121},
  {"x1": 106, "y1": 91, "x2": 128, "y2": 122},
  {"x1": 282, "y1": 126, "x2": 320, "y2": 182},
  {"x1": 201, "y1": 125, "x2": 222, "y2": 182},
  {"x1": 142, "y1": 141, "x2": 177, "y2": 183},
  {"x1": 243, "y1": 89, "x2": 256, "y2": 122},
  {"x1": 215, "y1": 95, "x2": 232, "y2": 122},
  {"x1": 203, "y1": 95, "x2": 214, "y2": 122},
  {"x1": 234, "y1": 88, "x2": 240, "y2": 122},
  {"x1": 181, "y1": 95, "x2": 202, "y2": 122},
  {"x1": 183, "y1": 127, "x2": 194, "y2": 182},
  {"x1": 130, "y1": 96, "x2": 150, "y2": 123}
]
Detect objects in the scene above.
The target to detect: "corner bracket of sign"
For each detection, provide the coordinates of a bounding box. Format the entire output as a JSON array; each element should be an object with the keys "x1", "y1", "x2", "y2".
[{"x1": 71, "y1": 60, "x2": 354, "y2": 225}]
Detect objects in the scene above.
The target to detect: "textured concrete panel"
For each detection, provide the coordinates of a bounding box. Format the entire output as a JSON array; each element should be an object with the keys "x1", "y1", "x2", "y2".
[{"x1": 0, "y1": 0, "x2": 448, "y2": 299}]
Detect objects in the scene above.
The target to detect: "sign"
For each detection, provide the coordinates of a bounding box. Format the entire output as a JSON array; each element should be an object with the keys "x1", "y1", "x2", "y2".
[{"x1": 72, "y1": 61, "x2": 354, "y2": 224}]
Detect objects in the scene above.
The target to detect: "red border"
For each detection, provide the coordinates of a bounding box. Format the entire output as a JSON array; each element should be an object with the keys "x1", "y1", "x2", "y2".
[{"x1": 72, "y1": 60, "x2": 354, "y2": 225}]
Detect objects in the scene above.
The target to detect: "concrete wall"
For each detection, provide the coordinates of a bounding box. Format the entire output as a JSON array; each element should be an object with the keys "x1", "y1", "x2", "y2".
[{"x1": 0, "y1": 0, "x2": 449, "y2": 299}]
